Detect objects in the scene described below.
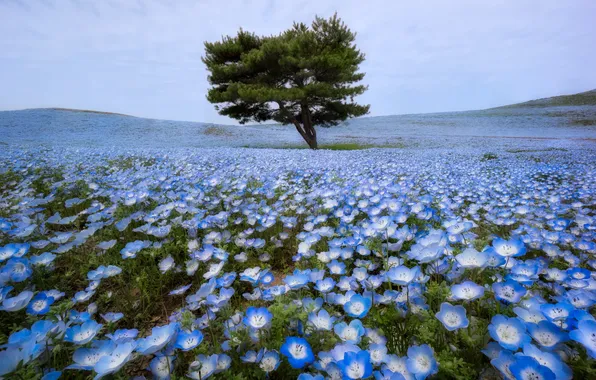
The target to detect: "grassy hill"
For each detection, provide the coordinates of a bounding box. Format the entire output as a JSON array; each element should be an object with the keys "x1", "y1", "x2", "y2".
[
  {"x1": 44, "y1": 108, "x2": 134, "y2": 117},
  {"x1": 2, "y1": 89, "x2": 596, "y2": 148},
  {"x1": 492, "y1": 89, "x2": 596, "y2": 109},
  {"x1": 15, "y1": 88, "x2": 596, "y2": 120}
]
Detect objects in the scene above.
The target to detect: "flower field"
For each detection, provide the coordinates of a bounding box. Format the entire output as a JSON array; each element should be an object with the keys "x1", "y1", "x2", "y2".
[{"x1": 0, "y1": 143, "x2": 595, "y2": 379}]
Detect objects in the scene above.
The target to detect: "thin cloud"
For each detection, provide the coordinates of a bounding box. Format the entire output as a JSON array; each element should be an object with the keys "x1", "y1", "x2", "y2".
[{"x1": 0, "y1": 0, "x2": 595, "y2": 123}]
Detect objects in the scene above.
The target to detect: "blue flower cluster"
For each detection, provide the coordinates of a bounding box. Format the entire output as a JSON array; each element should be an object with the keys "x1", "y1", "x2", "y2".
[{"x1": 0, "y1": 144, "x2": 595, "y2": 379}]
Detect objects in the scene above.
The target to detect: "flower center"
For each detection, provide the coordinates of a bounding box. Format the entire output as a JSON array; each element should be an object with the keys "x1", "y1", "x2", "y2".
[{"x1": 290, "y1": 343, "x2": 307, "y2": 359}]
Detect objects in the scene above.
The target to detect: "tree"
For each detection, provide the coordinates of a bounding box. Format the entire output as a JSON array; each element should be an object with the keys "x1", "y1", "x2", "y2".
[{"x1": 203, "y1": 14, "x2": 370, "y2": 149}]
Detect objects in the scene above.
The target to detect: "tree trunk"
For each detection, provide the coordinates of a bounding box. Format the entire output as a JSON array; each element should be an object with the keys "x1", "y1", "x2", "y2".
[
  {"x1": 292, "y1": 120, "x2": 317, "y2": 149},
  {"x1": 277, "y1": 100, "x2": 318, "y2": 149},
  {"x1": 292, "y1": 104, "x2": 318, "y2": 149}
]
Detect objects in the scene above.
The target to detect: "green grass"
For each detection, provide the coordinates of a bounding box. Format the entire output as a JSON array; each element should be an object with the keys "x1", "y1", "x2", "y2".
[
  {"x1": 49, "y1": 107, "x2": 133, "y2": 117},
  {"x1": 480, "y1": 153, "x2": 498, "y2": 161},
  {"x1": 493, "y1": 89, "x2": 596, "y2": 109},
  {"x1": 569, "y1": 119, "x2": 596, "y2": 126},
  {"x1": 506, "y1": 147, "x2": 568, "y2": 153},
  {"x1": 203, "y1": 126, "x2": 232, "y2": 136},
  {"x1": 244, "y1": 142, "x2": 407, "y2": 150}
]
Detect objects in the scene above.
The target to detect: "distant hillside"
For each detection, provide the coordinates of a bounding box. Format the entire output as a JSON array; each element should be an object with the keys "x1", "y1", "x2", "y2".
[
  {"x1": 2, "y1": 89, "x2": 596, "y2": 148},
  {"x1": 492, "y1": 89, "x2": 596, "y2": 109},
  {"x1": 12, "y1": 89, "x2": 596, "y2": 120},
  {"x1": 44, "y1": 108, "x2": 134, "y2": 117}
]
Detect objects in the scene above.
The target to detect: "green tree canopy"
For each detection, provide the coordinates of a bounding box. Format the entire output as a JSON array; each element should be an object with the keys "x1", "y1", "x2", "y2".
[{"x1": 203, "y1": 14, "x2": 370, "y2": 149}]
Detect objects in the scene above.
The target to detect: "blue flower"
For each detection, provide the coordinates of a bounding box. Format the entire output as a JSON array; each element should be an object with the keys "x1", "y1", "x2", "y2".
[
  {"x1": 120, "y1": 240, "x2": 151, "y2": 259},
  {"x1": 510, "y1": 355, "x2": 556, "y2": 380},
  {"x1": 315, "y1": 277, "x2": 336, "y2": 293},
  {"x1": 43, "y1": 289, "x2": 65, "y2": 301},
  {"x1": 101, "y1": 312, "x2": 124, "y2": 323},
  {"x1": 540, "y1": 302, "x2": 574, "y2": 323},
  {"x1": 87, "y1": 266, "x2": 107, "y2": 281},
  {"x1": 0, "y1": 244, "x2": 18, "y2": 262},
  {"x1": 508, "y1": 261, "x2": 541, "y2": 285},
  {"x1": 520, "y1": 343, "x2": 572, "y2": 380},
  {"x1": 284, "y1": 273, "x2": 310, "y2": 290},
  {"x1": 485, "y1": 248, "x2": 507, "y2": 267},
  {"x1": 174, "y1": 330, "x2": 204, "y2": 351},
  {"x1": 188, "y1": 354, "x2": 218, "y2": 379},
  {"x1": 386, "y1": 265, "x2": 420, "y2": 286},
  {"x1": 97, "y1": 240, "x2": 116, "y2": 251},
  {"x1": 513, "y1": 306, "x2": 547, "y2": 325},
  {"x1": 298, "y1": 374, "x2": 325, "y2": 380},
  {"x1": 334, "y1": 319, "x2": 365, "y2": 344},
  {"x1": 41, "y1": 370, "x2": 61, "y2": 380},
  {"x1": 188, "y1": 277, "x2": 217, "y2": 302},
  {"x1": 0, "y1": 243, "x2": 29, "y2": 262},
  {"x1": 259, "y1": 350, "x2": 280, "y2": 373},
  {"x1": 69, "y1": 310, "x2": 92, "y2": 324},
  {"x1": 0, "y1": 344, "x2": 37, "y2": 376},
  {"x1": 337, "y1": 350, "x2": 373, "y2": 379},
  {"x1": 492, "y1": 237, "x2": 526, "y2": 258},
  {"x1": 64, "y1": 320, "x2": 102, "y2": 345},
  {"x1": 302, "y1": 297, "x2": 324, "y2": 312},
  {"x1": 1, "y1": 257, "x2": 32, "y2": 282},
  {"x1": 0, "y1": 286, "x2": 13, "y2": 303},
  {"x1": 242, "y1": 288, "x2": 262, "y2": 301},
  {"x1": 353, "y1": 267, "x2": 369, "y2": 282},
  {"x1": 149, "y1": 355, "x2": 175, "y2": 379},
  {"x1": 455, "y1": 248, "x2": 488, "y2": 269},
  {"x1": 329, "y1": 343, "x2": 360, "y2": 366},
  {"x1": 136, "y1": 323, "x2": 178, "y2": 355},
  {"x1": 215, "y1": 353, "x2": 231, "y2": 373},
  {"x1": 344, "y1": 293, "x2": 372, "y2": 318},
  {"x1": 72, "y1": 289, "x2": 95, "y2": 304},
  {"x1": 280, "y1": 337, "x2": 315, "y2": 369},
  {"x1": 368, "y1": 343, "x2": 388, "y2": 366},
  {"x1": 338, "y1": 276, "x2": 358, "y2": 292},
  {"x1": 240, "y1": 350, "x2": 263, "y2": 363},
  {"x1": 492, "y1": 280, "x2": 527, "y2": 304},
  {"x1": 258, "y1": 269, "x2": 274, "y2": 285},
  {"x1": 526, "y1": 320, "x2": 568, "y2": 349},
  {"x1": 569, "y1": 320, "x2": 596, "y2": 358},
  {"x1": 328, "y1": 260, "x2": 347, "y2": 275},
  {"x1": 94, "y1": 341, "x2": 136, "y2": 378},
  {"x1": 240, "y1": 267, "x2": 261, "y2": 285},
  {"x1": 566, "y1": 267, "x2": 590, "y2": 280},
  {"x1": 8, "y1": 327, "x2": 33, "y2": 346},
  {"x1": 243, "y1": 306, "x2": 273, "y2": 329},
  {"x1": 115, "y1": 218, "x2": 131, "y2": 232},
  {"x1": 215, "y1": 287, "x2": 235, "y2": 304},
  {"x1": 488, "y1": 315, "x2": 530, "y2": 351},
  {"x1": 186, "y1": 259, "x2": 200, "y2": 275},
  {"x1": 106, "y1": 329, "x2": 138, "y2": 344},
  {"x1": 490, "y1": 350, "x2": 516, "y2": 379},
  {"x1": 31, "y1": 320, "x2": 55, "y2": 342},
  {"x1": 203, "y1": 261, "x2": 225, "y2": 279},
  {"x1": 560, "y1": 289, "x2": 594, "y2": 309},
  {"x1": 450, "y1": 281, "x2": 484, "y2": 301},
  {"x1": 435, "y1": 302, "x2": 469, "y2": 331},
  {"x1": 406, "y1": 344, "x2": 438, "y2": 380},
  {"x1": 373, "y1": 368, "x2": 406, "y2": 380},
  {"x1": 308, "y1": 309, "x2": 336, "y2": 331},
  {"x1": 159, "y1": 255, "x2": 175, "y2": 273},
  {"x1": 30, "y1": 252, "x2": 57, "y2": 267},
  {"x1": 481, "y1": 342, "x2": 503, "y2": 360},
  {"x1": 169, "y1": 284, "x2": 192, "y2": 296},
  {"x1": 26, "y1": 293, "x2": 54, "y2": 315}
]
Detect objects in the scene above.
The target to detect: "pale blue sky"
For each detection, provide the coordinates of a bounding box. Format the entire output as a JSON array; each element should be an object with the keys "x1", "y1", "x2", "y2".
[{"x1": 1, "y1": 0, "x2": 595, "y2": 123}]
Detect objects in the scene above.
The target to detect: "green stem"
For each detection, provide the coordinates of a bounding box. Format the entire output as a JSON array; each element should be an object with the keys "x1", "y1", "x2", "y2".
[{"x1": 204, "y1": 306, "x2": 218, "y2": 349}]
